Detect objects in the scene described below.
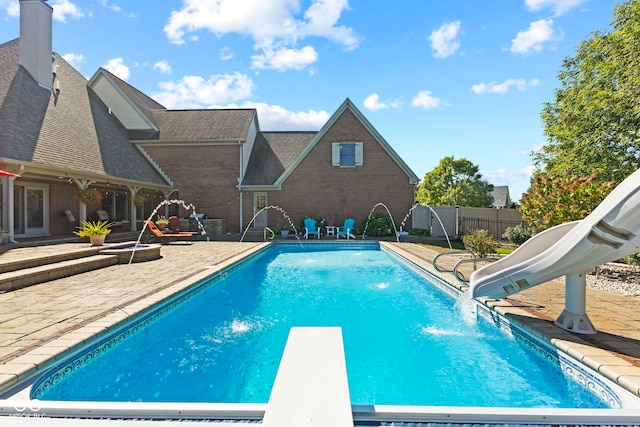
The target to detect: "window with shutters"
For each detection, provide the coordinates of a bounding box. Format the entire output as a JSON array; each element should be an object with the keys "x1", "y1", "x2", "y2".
[{"x1": 332, "y1": 142, "x2": 363, "y2": 167}]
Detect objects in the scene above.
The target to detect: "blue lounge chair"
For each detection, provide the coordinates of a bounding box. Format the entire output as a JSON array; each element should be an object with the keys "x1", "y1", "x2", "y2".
[
  {"x1": 304, "y1": 218, "x2": 321, "y2": 239},
  {"x1": 336, "y1": 218, "x2": 356, "y2": 239}
]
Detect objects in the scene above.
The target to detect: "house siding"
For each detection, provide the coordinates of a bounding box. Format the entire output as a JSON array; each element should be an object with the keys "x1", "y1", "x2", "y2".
[
  {"x1": 244, "y1": 109, "x2": 416, "y2": 231},
  {"x1": 143, "y1": 144, "x2": 241, "y2": 231},
  {"x1": 91, "y1": 74, "x2": 154, "y2": 130}
]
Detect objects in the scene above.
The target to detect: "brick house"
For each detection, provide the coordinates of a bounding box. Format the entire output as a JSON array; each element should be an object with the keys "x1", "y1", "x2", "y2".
[{"x1": 0, "y1": 0, "x2": 418, "y2": 240}]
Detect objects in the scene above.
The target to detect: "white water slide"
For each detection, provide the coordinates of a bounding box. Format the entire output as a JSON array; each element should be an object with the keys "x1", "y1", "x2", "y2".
[{"x1": 469, "y1": 168, "x2": 640, "y2": 334}]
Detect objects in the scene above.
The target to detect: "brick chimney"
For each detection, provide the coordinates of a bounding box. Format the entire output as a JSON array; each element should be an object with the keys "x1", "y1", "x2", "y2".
[{"x1": 19, "y1": 0, "x2": 53, "y2": 90}]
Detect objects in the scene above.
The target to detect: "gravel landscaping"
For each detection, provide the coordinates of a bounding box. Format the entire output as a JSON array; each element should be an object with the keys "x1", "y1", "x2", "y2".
[{"x1": 587, "y1": 262, "x2": 640, "y2": 298}]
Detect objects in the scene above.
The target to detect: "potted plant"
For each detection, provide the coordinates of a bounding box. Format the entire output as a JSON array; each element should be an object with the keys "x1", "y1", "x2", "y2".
[
  {"x1": 74, "y1": 188, "x2": 103, "y2": 205},
  {"x1": 274, "y1": 218, "x2": 291, "y2": 238},
  {"x1": 156, "y1": 215, "x2": 169, "y2": 230},
  {"x1": 0, "y1": 229, "x2": 9, "y2": 245},
  {"x1": 134, "y1": 193, "x2": 147, "y2": 206},
  {"x1": 73, "y1": 220, "x2": 115, "y2": 246}
]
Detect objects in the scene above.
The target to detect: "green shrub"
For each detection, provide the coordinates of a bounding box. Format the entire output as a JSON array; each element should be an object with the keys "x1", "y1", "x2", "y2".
[
  {"x1": 409, "y1": 228, "x2": 430, "y2": 236},
  {"x1": 502, "y1": 223, "x2": 536, "y2": 245},
  {"x1": 462, "y1": 229, "x2": 496, "y2": 258},
  {"x1": 620, "y1": 253, "x2": 640, "y2": 266},
  {"x1": 362, "y1": 213, "x2": 395, "y2": 237}
]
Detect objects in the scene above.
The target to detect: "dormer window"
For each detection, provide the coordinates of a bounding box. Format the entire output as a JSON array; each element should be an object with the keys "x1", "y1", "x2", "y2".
[{"x1": 332, "y1": 142, "x2": 363, "y2": 167}]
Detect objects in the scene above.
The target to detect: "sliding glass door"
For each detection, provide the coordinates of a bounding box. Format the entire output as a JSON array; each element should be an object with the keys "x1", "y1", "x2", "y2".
[{"x1": 14, "y1": 184, "x2": 48, "y2": 236}]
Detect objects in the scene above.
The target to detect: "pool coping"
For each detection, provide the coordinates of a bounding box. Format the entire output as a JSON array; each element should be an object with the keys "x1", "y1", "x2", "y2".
[
  {"x1": 1, "y1": 241, "x2": 640, "y2": 425},
  {"x1": 381, "y1": 242, "x2": 640, "y2": 403}
]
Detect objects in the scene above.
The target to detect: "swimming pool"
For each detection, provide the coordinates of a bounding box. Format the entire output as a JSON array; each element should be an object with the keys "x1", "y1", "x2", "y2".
[{"x1": 29, "y1": 243, "x2": 616, "y2": 408}]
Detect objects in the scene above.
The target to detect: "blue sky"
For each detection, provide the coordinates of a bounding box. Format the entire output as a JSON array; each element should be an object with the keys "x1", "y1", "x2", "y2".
[{"x1": 0, "y1": 0, "x2": 615, "y2": 201}]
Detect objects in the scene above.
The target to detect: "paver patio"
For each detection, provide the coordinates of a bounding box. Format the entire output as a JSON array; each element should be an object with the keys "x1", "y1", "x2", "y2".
[{"x1": 0, "y1": 240, "x2": 638, "y2": 403}]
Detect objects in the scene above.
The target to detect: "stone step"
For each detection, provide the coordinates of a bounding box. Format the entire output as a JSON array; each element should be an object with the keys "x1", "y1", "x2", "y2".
[
  {"x1": 0, "y1": 254, "x2": 119, "y2": 293},
  {"x1": 0, "y1": 246, "x2": 106, "y2": 274}
]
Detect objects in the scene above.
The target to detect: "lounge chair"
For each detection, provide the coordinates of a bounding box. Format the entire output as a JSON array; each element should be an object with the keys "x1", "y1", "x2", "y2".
[
  {"x1": 303, "y1": 218, "x2": 321, "y2": 239},
  {"x1": 145, "y1": 220, "x2": 194, "y2": 244},
  {"x1": 336, "y1": 218, "x2": 356, "y2": 240},
  {"x1": 168, "y1": 216, "x2": 200, "y2": 236},
  {"x1": 96, "y1": 209, "x2": 124, "y2": 229}
]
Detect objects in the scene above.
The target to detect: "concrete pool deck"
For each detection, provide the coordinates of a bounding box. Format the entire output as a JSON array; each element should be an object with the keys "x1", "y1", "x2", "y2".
[{"x1": 0, "y1": 240, "x2": 638, "y2": 416}]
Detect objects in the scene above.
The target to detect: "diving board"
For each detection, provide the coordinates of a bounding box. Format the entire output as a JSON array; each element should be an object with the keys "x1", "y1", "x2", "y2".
[{"x1": 261, "y1": 327, "x2": 353, "y2": 427}]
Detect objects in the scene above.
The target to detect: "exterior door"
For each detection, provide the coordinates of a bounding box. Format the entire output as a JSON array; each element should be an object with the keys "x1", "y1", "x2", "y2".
[
  {"x1": 253, "y1": 192, "x2": 268, "y2": 228},
  {"x1": 14, "y1": 184, "x2": 49, "y2": 236}
]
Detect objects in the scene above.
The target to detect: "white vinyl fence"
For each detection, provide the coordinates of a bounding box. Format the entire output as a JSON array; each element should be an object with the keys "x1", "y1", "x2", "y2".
[{"x1": 411, "y1": 205, "x2": 525, "y2": 240}]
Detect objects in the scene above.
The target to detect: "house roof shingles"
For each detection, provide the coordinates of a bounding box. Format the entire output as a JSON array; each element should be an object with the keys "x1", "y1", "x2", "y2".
[
  {"x1": 95, "y1": 70, "x2": 256, "y2": 142},
  {"x1": 0, "y1": 39, "x2": 170, "y2": 187},
  {"x1": 98, "y1": 67, "x2": 166, "y2": 118},
  {"x1": 149, "y1": 109, "x2": 255, "y2": 141},
  {"x1": 242, "y1": 131, "x2": 316, "y2": 185}
]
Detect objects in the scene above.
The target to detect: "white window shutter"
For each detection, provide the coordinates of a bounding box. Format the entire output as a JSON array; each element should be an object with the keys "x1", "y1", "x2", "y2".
[
  {"x1": 332, "y1": 143, "x2": 341, "y2": 166},
  {"x1": 355, "y1": 142, "x2": 363, "y2": 166}
]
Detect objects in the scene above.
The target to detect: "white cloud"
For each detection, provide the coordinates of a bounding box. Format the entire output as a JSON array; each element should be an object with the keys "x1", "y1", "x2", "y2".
[
  {"x1": 510, "y1": 19, "x2": 557, "y2": 55},
  {"x1": 483, "y1": 165, "x2": 536, "y2": 198},
  {"x1": 428, "y1": 21, "x2": 461, "y2": 59},
  {"x1": 62, "y1": 52, "x2": 85, "y2": 69},
  {"x1": 241, "y1": 102, "x2": 329, "y2": 130},
  {"x1": 153, "y1": 60, "x2": 172, "y2": 74},
  {"x1": 411, "y1": 91, "x2": 442, "y2": 109},
  {"x1": 524, "y1": 0, "x2": 588, "y2": 16},
  {"x1": 485, "y1": 165, "x2": 536, "y2": 183},
  {"x1": 1, "y1": 0, "x2": 19, "y2": 17},
  {"x1": 98, "y1": 0, "x2": 136, "y2": 17},
  {"x1": 103, "y1": 57, "x2": 130, "y2": 81},
  {"x1": 152, "y1": 72, "x2": 255, "y2": 109},
  {"x1": 50, "y1": 0, "x2": 84, "y2": 23},
  {"x1": 2, "y1": 0, "x2": 83, "y2": 20},
  {"x1": 149, "y1": 69, "x2": 328, "y2": 130},
  {"x1": 163, "y1": 0, "x2": 360, "y2": 71},
  {"x1": 220, "y1": 47, "x2": 234, "y2": 61},
  {"x1": 363, "y1": 93, "x2": 401, "y2": 112},
  {"x1": 251, "y1": 45, "x2": 318, "y2": 71},
  {"x1": 99, "y1": 0, "x2": 121, "y2": 13},
  {"x1": 472, "y1": 78, "x2": 540, "y2": 94}
]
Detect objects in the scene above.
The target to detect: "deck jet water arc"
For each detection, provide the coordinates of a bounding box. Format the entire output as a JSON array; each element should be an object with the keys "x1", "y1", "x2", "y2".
[{"x1": 469, "y1": 168, "x2": 640, "y2": 334}]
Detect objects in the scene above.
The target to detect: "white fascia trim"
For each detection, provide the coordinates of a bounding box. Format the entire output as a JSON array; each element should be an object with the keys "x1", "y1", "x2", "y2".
[
  {"x1": 133, "y1": 139, "x2": 244, "y2": 147},
  {"x1": 274, "y1": 98, "x2": 419, "y2": 187},
  {"x1": 237, "y1": 184, "x2": 281, "y2": 191}
]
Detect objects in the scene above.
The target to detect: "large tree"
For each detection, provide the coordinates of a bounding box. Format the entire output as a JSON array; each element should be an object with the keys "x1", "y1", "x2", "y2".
[
  {"x1": 536, "y1": 0, "x2": 640, "y2": 183},
  {"x1": 416, "y1": 156, "x2": 494, "y2": 207},
  {"x1": 520, "y1": 172, "x2": 616, "y2": 231}
]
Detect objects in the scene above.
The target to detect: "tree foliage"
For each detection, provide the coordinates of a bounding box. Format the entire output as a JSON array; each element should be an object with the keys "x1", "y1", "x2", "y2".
[
  {"x1": 416, "y1": 156, "x2": 494, "y2": 207},
  {"x1": 536, "y1": 0, "x2": 640, "y2": 182},
  {"x1": 520, "y1": 172, "x2": 616, "y2": 231}
]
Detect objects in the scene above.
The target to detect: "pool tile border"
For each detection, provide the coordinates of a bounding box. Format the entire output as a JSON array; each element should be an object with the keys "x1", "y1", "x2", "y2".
[
  {"x1": 30, "y1": 243, "x2": 274, "y2": 399},
  {"x1": 380, "y1": 242, "x2": 634, "y2": 409}
]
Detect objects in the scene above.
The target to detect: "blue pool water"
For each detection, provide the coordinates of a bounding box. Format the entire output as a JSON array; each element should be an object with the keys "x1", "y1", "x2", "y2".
[{"x1": 33, "y1": 244, "x2": 608, "y2": 408}]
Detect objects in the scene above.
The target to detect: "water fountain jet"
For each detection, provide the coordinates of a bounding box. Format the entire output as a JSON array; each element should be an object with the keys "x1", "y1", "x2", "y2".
[
  {"x1": 361, "y1": 202, "x2": 400, "y2": 242},
  {"x1": 240, "y1": 205, "x2": 301, "y2": 244},
  {"x1": 129, "y1": 199, "x2": 207, "y2": 264}
]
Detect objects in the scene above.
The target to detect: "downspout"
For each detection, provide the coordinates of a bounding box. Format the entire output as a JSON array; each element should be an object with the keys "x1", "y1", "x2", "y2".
[{"x1": 238, "y1": 141, "x2": 243, "y2": 233}]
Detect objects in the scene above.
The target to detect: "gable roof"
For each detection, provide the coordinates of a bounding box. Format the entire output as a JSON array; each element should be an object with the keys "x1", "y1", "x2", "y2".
[
  {"x1": 491, "y1": 185, "x2": 511, "y2": 208},
  {"x1": 149, "y1": 109, "x2": 256, "y2": 142},
  {"x1": 90, "y1": 69, "x2": 257, "y2": 144},
  {"x1": 271, "y1": 98, "x2": 419, "y2": 188},
  {"x1": 93, "y1": 68, "x2": 165, "y2": 118},
  {"x1": 242, "y1": 131, "x2": 317, "y2": 185},
  {"x1": 0, "y1": 39, "x2": 172, "y2": 188}
]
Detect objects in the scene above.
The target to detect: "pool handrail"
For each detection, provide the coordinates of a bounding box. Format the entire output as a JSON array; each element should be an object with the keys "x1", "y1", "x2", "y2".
[
  {"x1": 453, "y1": 256, "x2": 498, "y2": 283},
  {"x1": 264, "y1": 227, "x2": 274, "y2": 241},
  {"x1": 432, "y1": 250, "x2": 474, "y2": 273}
]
